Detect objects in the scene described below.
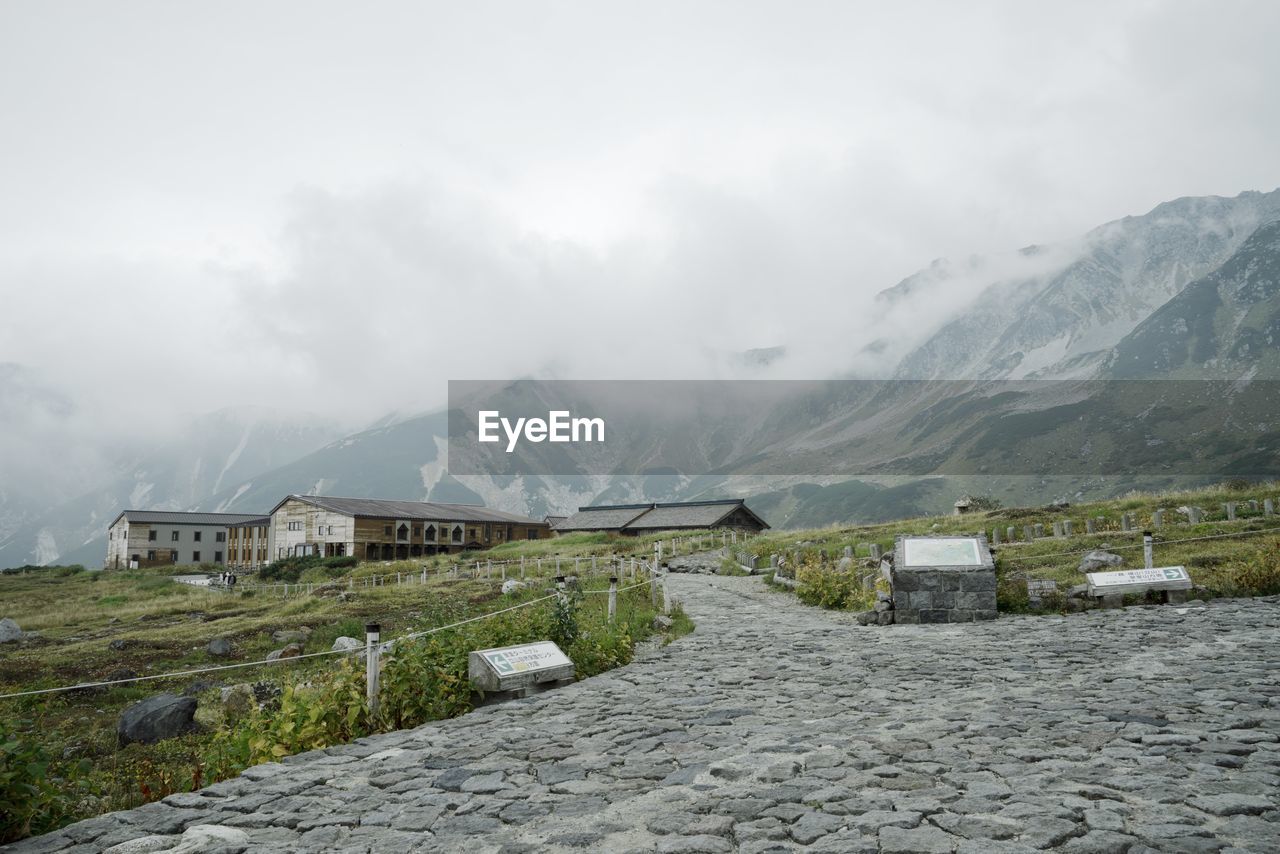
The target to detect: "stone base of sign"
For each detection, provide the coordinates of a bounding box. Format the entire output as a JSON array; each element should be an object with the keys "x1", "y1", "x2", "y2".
[
  {"x1": 890, "y1": 536, "x2": 998, "y2": 624},
  {"x1": 473, "y1": 678, "x2": 576, "y2": 707}
]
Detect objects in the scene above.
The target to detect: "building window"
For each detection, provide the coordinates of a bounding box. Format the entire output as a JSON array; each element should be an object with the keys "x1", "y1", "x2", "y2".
[
  {"x1": 146, "y1": 550, "x2": 156, "y2": 561},
  {"x1": 287, "y1": 521, "x2": 303, "y2": 532},
  {"x1": 193, "y1": 551, "x2": 201, "y2": 562},
  {"x1": 527, "y1": 529, "x2": 538, "y2": 540},
  {"x1": 214, "y1": 551, "x2": 223, "y2": 563},
  {"x1": 194, "y1": 531, "x2": 202, "y2": 542},
  {"x1": 318, "y1": 526, "x2": 324, "y2": 536},
  {"x1": 384, "y1": 524, "x2": 393, "y2": 536},
  {"x1": 452, "y1": 525, "x2": 463, "y2": 543},
  {"x1": 148, "y1": 530, "x2": 157, "y2": 541},
  {"x1": 397, "y1": 523, "x2": 409, "y2": 541},
  {"x1": 216, "y1": 531, "x2": 226, "y2": 542},
  {"x1": 171, "y1": 530, "x2": 179, "y2": 541},
  {"x1": 425, "y1": 525, "x2": 436, "y2": 541},
  {"x1": 109, "y1": 531, "x2": 113, "y2": 540}
]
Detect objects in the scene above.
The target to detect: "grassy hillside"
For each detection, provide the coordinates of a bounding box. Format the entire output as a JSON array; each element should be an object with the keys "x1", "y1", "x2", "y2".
[{"x1": 743, "y1": 479, "x2": 1280, "y2": 611}]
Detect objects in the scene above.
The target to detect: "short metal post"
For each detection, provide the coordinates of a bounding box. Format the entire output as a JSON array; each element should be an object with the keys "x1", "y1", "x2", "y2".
[
  {"x1": 608, "y1": 577, "x2": 617, "y2": 622},
  {"x1": 365, "y1": 622, "x2": 381, "y2": 720},
  {"x1": 1143, "y1": 531, "x2": 1154, "y2": 569}
]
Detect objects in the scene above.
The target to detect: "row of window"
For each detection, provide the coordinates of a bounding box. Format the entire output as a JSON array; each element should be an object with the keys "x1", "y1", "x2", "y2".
[
  {"x1": 139, "y1": 550, "x2": 224, "y2": 563},
  {"x1": 133, "y1": 529, "x2": 227, "y2": 543}
]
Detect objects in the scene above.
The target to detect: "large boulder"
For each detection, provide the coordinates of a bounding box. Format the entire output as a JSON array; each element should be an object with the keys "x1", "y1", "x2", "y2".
[
  {"x1": 501, "y1": 579, "x2": 527, "y2": 595},
  {"x1": 220, "y1": 683, "x2": 255, "y2": 720},
  {"x1": 1079, "y1": 550, "x2": 1124, "y2": 573},
  {"x1": 207, "y1": 638, "x2": 233, "y2": 658},
  {"x1": 331, "y1": 636, "x2": 362, "y2": 654},
  {"x1": 271, "y1": 627, "x2": 311, "y2": 644},
  {"x1": 0, "y1": 618, "x2": 22, "y2": 643},
  {"x1": 117, "y1": 693, "x2": 198, "y2": 746},
  {"x1": 266, "y1": 643, "x2": 304, "y2": 662}
]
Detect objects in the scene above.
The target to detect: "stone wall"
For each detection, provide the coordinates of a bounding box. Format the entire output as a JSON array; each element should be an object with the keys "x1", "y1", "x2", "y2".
[{"x1": 890, "y1": 535, "x2": 997, "y2": 623}]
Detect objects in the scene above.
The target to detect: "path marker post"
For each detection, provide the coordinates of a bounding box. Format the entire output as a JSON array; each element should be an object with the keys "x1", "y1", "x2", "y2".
[{"x1": 365, "y1": 622, "x2": 381, "y2": 721}]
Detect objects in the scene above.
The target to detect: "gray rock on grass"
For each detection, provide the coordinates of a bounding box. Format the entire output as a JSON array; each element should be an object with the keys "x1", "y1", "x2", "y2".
[{"x1": 117, "y1": 693, "x2": 198, "y2": 746}]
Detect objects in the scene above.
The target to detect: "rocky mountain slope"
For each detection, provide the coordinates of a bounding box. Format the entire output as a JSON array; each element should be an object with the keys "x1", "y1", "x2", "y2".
[
  {"x1": 7, "y1": 190, "x2": 1280, "y2": 565},
  {"x1": 0, "y1": 408, "x2": 341, "y2": 568},
  {"x1": 885, "y1": 190, "x2": 1280, "y2": 381}
]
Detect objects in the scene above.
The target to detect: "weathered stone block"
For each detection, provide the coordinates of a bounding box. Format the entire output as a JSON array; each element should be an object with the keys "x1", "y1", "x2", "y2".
[
  {"x1": 959, "y1": 573, "x2": 996, "y2": 592},
  {"x1": 906, "y1": 591, "x2": 932, "y2": 610},
  {"x1": 889, "y1": 536, "x2": 998, "y2": 624}
]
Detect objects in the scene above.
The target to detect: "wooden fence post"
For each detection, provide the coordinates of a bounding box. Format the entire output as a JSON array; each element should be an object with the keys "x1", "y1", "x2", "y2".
[{"x1": 608, "y1": 577, "x2": 617, "y2": 623}]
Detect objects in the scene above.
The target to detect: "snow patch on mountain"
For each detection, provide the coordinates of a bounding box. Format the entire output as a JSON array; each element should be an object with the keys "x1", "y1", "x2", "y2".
[{"x1": 419, "y1": 437, "x2": 450, "y2": 492}]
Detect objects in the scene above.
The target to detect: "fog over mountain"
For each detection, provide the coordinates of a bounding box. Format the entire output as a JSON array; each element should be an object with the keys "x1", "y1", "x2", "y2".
[
  {"x1": 6, "y1": 188, "x2": 1279, "y2": 566},
  {"x1": 2, "y1": 2, "x2": 1279, "y2": 565}
]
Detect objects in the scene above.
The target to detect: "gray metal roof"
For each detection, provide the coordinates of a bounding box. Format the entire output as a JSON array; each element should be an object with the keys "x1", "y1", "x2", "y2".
[
  {"x1": 111, "y1": 511, "x2": 270, "y2": 528},
  {"x1": 622, "y1": 502, "x2": 747, "y2": 530},
  {"x1": 555, "y1": 505, "x2": 654, "y2": 531},
  {"x1": 276, "y1": 495, "x2": 547, "y2": 526},
  {"x1": 555, "y1": 499, "x2": 769, "y2": 532}
]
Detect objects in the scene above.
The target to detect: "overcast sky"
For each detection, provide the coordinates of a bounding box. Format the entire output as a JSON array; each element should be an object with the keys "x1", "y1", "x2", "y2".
[{"x1": 2, "y1": 0, "x2": 1278, "y2": 430}]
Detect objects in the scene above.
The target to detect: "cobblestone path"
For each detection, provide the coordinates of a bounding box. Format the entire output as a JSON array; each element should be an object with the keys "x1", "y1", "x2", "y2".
[{"x1": 9, "y1": 574, "x2": 1280, "y2": 853}]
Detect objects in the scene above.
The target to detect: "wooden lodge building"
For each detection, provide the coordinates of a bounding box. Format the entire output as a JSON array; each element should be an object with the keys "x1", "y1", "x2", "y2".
[
  {"x1": 104, "y1": 496, "x2": 765, "y2": 571},
  {"x1": 555, "y1": 499, "x2": 769, "y2": 535},
  {"x1": 268, "y1": 495, "x2": 552, "y2": 561}
]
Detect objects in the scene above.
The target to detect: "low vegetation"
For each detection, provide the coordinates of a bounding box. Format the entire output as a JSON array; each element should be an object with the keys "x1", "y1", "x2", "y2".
[
  {"x1": 0, "y1": 534, "x2": 689, "y2": 843},
  {"x1": 752, "y1": 479, "x2": 1280, "y2": 614}
]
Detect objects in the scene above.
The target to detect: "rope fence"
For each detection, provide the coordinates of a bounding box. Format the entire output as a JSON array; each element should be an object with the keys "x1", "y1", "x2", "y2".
[
  {"x1": 198, "y1": 531, "x2": 738, "y2": 597},
  {"x1": 0, "y1": 570, "x2": 666, "y2": 702}
]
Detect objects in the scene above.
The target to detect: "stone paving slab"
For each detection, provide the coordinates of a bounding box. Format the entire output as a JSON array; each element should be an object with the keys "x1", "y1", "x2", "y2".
[{"x1": 7, "y1": 574, "x2": 1280, "y2": 853}]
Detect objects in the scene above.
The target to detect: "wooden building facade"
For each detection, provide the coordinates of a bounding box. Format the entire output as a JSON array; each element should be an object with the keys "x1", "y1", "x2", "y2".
[
  {"x1": 268, "y1": 494, "x2": 552, "y2": 561},
  {"x1": 225, "y1": 518, "x2": 272, "y2": 572}
]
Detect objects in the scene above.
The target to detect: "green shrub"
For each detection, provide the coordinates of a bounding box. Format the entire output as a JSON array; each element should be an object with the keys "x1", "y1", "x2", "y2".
[
  {"x1": 568, "y1": 625, "x2": 634, "y2": 676},
  {"x1": 0, "y1": 721, "x2": 72, "y2": 843},
  {"x1": 794, "y1": 558, "x2": 875, "y2": 611},
  {"x1": 379, "y1": 637, "x2": 473, "y2": 730},
  {"x1": 1228, "y1": 542, "x2": 1280, "y2": 596},
  {"x1": 207, "y1": 660, "x2": 370, "y2": 771}
]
